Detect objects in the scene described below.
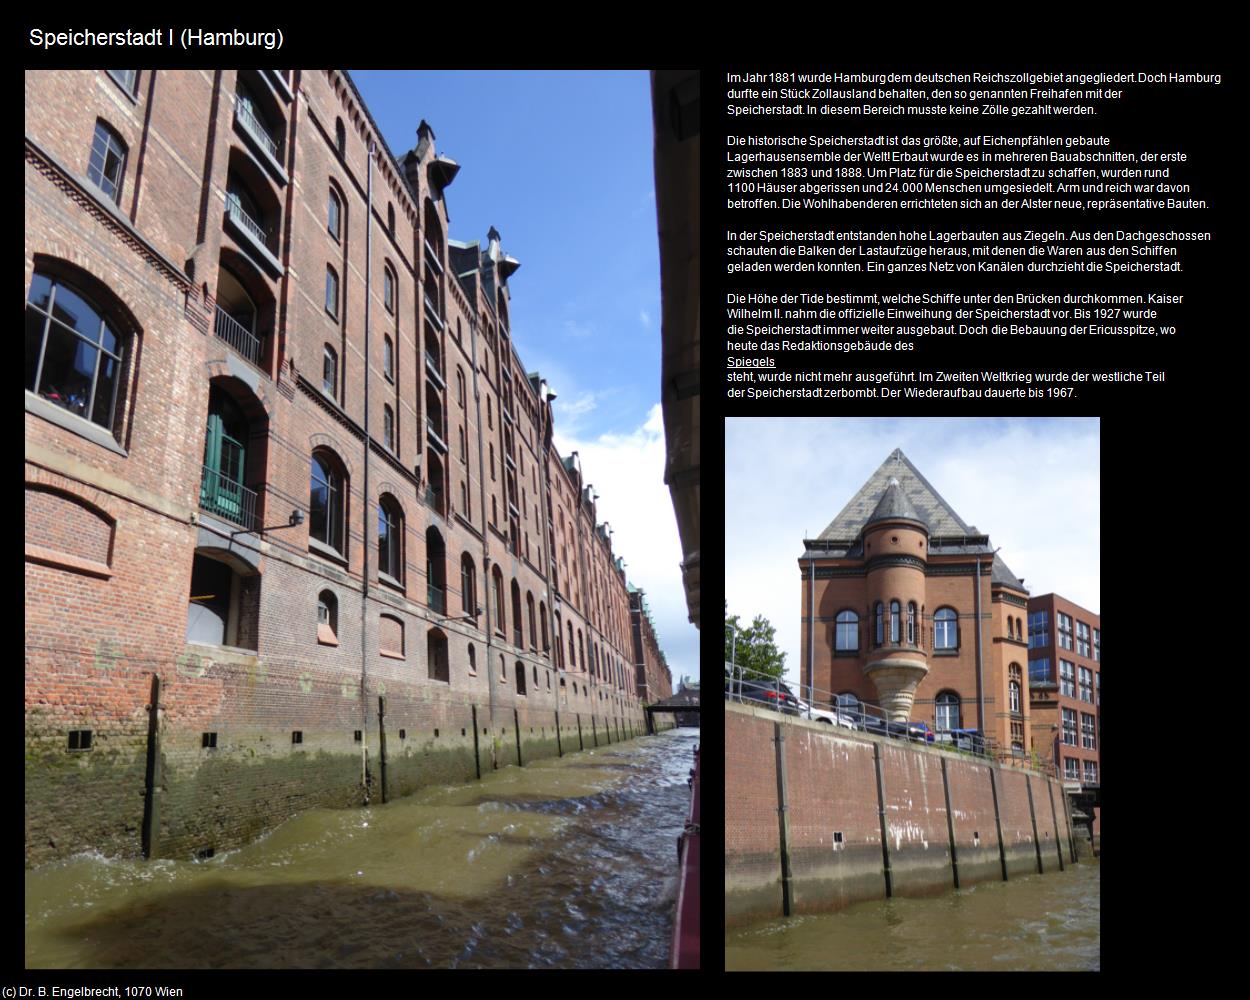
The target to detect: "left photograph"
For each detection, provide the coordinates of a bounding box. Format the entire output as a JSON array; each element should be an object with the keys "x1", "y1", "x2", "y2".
[{"x1": 25, "y1": 68, "x2": 700, "y2": 969}]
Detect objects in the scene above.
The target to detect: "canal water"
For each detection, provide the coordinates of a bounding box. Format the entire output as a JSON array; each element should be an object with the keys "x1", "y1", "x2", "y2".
[
  {"x1": 726, "y1": 858, "x2": 1100, "y2": 971},
  {"x1": 25, "y1": 727, "x2": 699, "y2": 970}
]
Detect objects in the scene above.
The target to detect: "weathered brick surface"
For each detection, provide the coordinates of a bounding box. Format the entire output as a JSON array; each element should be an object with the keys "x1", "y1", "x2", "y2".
[{"x1": 25, "y1": 70, "x2": 658, "y2": 867}]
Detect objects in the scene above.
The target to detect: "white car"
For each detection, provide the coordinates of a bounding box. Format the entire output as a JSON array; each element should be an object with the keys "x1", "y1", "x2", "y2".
[{"x1": 794, "y1": 697, "x2": 858, "y2": 730}]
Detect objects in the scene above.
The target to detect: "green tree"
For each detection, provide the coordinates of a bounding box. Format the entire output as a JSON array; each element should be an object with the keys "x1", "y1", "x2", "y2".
[{"x1": 725, "y1": 604, "x2": 786, "y2": 680}]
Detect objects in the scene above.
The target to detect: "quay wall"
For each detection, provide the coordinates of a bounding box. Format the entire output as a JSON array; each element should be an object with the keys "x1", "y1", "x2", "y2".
[
  {"x1": 725, "y1": 702, "x2": 1075, "y2": 927},
  {"x1": 25, "y1": 645, "x2": 666, "y2": 867}
]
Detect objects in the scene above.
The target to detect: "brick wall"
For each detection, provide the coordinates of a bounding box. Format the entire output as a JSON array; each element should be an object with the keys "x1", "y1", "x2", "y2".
[{"x1": 726, "y1": 702, "x2": 1075, "y2": 926}]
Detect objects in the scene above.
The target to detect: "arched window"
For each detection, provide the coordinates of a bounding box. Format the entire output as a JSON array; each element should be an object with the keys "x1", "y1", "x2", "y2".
[
  {"x1": 890, "y1": 600, "x2": 900, "y2": 644},
  {"x1": 511, "y1": 580, "x2": 523, "y2": 648},
  {"x1": 310, "y1": 450, "x2": 346, "y2": 555},
  {"x1": 317, "y1": 590, "x2": 338, "y2": 645},
  {"x1": 322, "y1": 344, "x2": 337, "y2": 396},
  {"x1": 383, "y1": 335, "x2": 394, "y2": 382},
  {"x1": 934, "y1": 607, "x2": 959, "y2": 650},
  {"x1": 387, "y1": 202, "x2": 396, "y2": 236},
  {"x1": 540, "y1": 602, "x2": 549, "y2": 653},
  {"x1": 492, "y1": 566, "x2": 505, "y2": 635},
  {"x1": 516, "y1": 660, "x2": 527, "y2": 695},
  {"x1": 327, "y1": 187, "x2": 342, "y2": 241},
  {"x1": 457, "y1": 367, "x2": 466, "y2": 408},
  {"x1": 874, "y1": 602, "x2": 884, "y2": 646},
  {"x1": 335, "y1": 117, "x2": 346, "y2": 156},
  {"x1": 383, "y1": 404, "x2": 394, "y2": 451},
  {"x1": 1006, "y1": 616, "x2": 1014, "y2": 640},
  {"x1": 88, "y1": 120, "x2": 127, "y2": 203},
  {"x1": 425, "y1": 527, "x2": 446, "y2": 613},
  {"x1": 377, "y1": 494, "x2": 403, "y2": 582},
  {"x1": 427, "y1": 628, "x2": 449, "y2": 683},
  {"x1": 578, "y1": 629, "x2": 585, "y2": 672},
  {"x1": 383, "y1": 264, "x2": 395, "y2": 314},
  {"x1": 527, "y1": 592, "x2": 537, "y2": 650},
  {"x1": 567, "y1": 622, "x2": 575, "y2": 669},
  {"x1": 907, "y1": 602, "x2": 917, "y2": 645},
  {"x1": 1009, "y1": 679, "x2": 1021, "y2": 714},
  {"x1": 835, "y1": 610, "x2": 858, "y2": 651},
  {"x1": 468, "y1": 643, "x2": 477, "y2": 674},
  {"x1": 25, "y1": 270, "x2": 129, "y2": 433},
  {"x1": 936, "y1": 691, "x2": 961, "y2": 731},
  {"x1": 325, "y1": 265, "x2": 339, "y2": 319},
  {"x1": 460, "y1": 553, "x2": 477, "y2": 619}
]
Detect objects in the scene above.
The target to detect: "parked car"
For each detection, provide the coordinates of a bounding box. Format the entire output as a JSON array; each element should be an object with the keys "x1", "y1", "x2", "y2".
[
  {"x1": 724, "y1": 673, "x2": 801, "y2": 715},
  {"x1": 862, "y1": 715, "x2": 934, "y2": 742},
  {"x1": 935, "y1": 728, "x2": 986, "y2": 754},
  {"x1": 793, "y1": 697, "x2": 858, "y2": 730}
]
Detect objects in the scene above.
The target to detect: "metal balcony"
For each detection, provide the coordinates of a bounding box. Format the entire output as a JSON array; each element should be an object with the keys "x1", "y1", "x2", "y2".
[
  {"x1": 199, "y1": 465, "x2": 258, "y2": 531},
  {"x1": 213, "y1": 306, "x2": 262, "y2": 366},
  {"x1": 427, "y1": 584, "x2": 446, "y2": 615},
  {"x1": 424, "y1": 351, "x2": 446, "y2": 389},
  {"x1": 234, "y1": 100, "x2": 280, "y2": 162},
  {"x1": 426, "y1": 416, "x2": 448, "y2": 454}
]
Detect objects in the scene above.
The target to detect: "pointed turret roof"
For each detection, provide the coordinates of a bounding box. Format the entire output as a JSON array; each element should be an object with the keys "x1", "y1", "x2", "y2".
[
  {"x1": 818, "y1": 449, "x2": 971, "y2": 541},
  {"x1": 865, "y1": 476, "x2": 924, "y2": 528}
]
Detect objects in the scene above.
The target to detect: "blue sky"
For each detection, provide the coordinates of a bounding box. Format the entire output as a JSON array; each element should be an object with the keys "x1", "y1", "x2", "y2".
[
  {"x1": 726, "y1": 418, "x2": 1101, "y2": 688},
  {"x1": 351, "y1": 71, "x2": 697, "y2": 686}
]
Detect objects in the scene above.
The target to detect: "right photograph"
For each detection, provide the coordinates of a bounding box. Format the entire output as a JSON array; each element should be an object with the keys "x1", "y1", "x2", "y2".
[{"x1": 724, "y1": 417, "x2": 1100, "y2": 971}]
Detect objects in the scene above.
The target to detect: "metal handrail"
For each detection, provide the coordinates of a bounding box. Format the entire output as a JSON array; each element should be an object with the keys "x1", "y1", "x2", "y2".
[
  {"x1": 199, "y1": 465, "x2": 258, "y2": 531},
  {"x1": 213, "y1": 306, "x2": 261, "y2": 366},
  {"x1": 235, "y1": 100, "x2": 280, "y2": 161},
  {"x1": 723, "y1": 660, "x2": 1055, "y2": 775},
  {"x1": 225, "y1": 197, "x2": 274, "y2": 253}
]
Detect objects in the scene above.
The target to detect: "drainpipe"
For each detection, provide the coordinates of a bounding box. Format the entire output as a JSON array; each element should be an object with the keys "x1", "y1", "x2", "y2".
[
  {"x1": 468, "y1": 310, "x2": 497, "y2": 729},
  {"x1": 974, "y1": 549, "x2": 983, "y2": 740},
  {"x1": 807, "y1": 546, "x2": 815, "y2": 706},
  {"x1": 359, "y1": 139, "x2": 374, "y2": 802}
]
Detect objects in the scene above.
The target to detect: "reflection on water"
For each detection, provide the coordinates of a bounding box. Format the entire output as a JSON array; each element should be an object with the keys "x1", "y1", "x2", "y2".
[
  {"x1": 25, "y1": 729, "x2": 699, "y2": 969},
  {"x1": 726, "y1": 859, "x2": 1099, "y2": 971}
]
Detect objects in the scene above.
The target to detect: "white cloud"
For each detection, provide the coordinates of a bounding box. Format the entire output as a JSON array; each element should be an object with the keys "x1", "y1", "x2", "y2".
[
  {"x1": 640, "y1": 308, "x2": 651, "y2": 328},
  {"x1": 554, "y1": 404, "x2": 698, "y2": 684}
]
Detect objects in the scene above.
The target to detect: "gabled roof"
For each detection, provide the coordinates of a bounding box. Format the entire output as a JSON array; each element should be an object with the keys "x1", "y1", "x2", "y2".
[{"x1": 817, "y1": 448, "x2": 972, "y2": 541}]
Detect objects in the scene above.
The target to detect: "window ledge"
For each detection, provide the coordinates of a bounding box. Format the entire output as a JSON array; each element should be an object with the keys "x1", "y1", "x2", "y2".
[
  {"x1": 317, "y1": 623, "x2": 339, "y2": 646},
  {"x1": 26, "y1": 392, "x2": 128, "y2": 456},
  {"x1": 378, "y1": 571, "x2": 405, "y2": 593},
  {"x1": 380, "y1": 648, "x2": 405, "y2": 660},
  {"x1": 309, "y1": 537, "x2": 348, "y2": 566},
  {"x1": 932, "y1": 648, "x2": 960, "y2": 657}
]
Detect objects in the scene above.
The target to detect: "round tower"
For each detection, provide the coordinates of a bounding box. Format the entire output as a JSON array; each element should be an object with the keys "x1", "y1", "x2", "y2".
[{"x1": 862, "y1": 478, "x2": 930, "y2": 721}]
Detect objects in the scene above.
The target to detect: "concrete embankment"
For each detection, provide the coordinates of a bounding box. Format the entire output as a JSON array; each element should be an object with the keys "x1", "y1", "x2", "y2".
[{"x1": 726, "y1": 702, "x2": 1075, "y2": 927}]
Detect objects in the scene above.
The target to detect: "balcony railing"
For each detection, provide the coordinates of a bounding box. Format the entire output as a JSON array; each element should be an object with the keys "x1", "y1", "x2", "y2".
[
  {"x1": 214, "y1": 305, "x2": 262, "y2": 366},
  {"x1": 235, "y1": 99, "x2": 281, "y2": 162},
  {"x1": 199, "y1": 465, "x2": 258, "y2": 531},
  {"x1": 427, "y1": 584, "x2": 446, "y2": 615},
  {"x1": 424, "y1": 351, "x2": 445, "y2": 388},
  {"x1": 423, "y1": 483, "x2": 444, "y2": 513},
  {"x1": 423, "y1": 290, "x2": 444, "y2": 329},
  {"x1": 426, "y1": 416, "x2": 448, "y2": 453},
  {"x1": 225, "y1": 197, "x2": 275, "y2": 254}
]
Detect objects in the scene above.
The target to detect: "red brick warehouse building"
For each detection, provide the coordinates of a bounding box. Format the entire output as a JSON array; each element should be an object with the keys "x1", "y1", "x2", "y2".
[
  {"x1": 799, "y1": 448, "x2": 1036, "y2": 758},
  {"x1": 24, "y1": 69, "x2": 669, "y2": 867}
]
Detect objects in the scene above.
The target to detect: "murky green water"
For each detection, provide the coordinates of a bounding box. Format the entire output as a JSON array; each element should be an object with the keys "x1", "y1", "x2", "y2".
[
  {"x1": 726, "y1": 858, "x2": 1099, "y2": 971},
  {"x1": 25, "y1": 728, "x2": 699, "y2": 969}
]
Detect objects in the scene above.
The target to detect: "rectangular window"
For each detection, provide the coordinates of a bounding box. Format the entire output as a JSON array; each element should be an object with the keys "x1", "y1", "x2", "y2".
[
  {"x1": 1027, "y1": 609, "x2": 1049, "y2": 649},
  {"x1": 325, "y1": 267, "x2": 339, "y2": 319},
  {"x1": 1093, "y1": 628, "x2": 1100, "y2": 662},
  {"x1": 1078, "y1": 666, "x2": 1093, "y2": 703},
  {"x1": 1028, "y1": 657, "x2": 1051, "y2": 686},
  {"x1": 88, "y1": 121, "x2": 127, "y2": 203},
  {"x1": 1065, "y1": 757, "x2": 1079, "y2": 780},
  {"x1": 1060, "y1": 660, "x2": 1075, "y2": 697},
  {"x1": 1076, "y1": 620, "x2": 1091, "y2": 657},
  {"x1": 1083, "y1": 760, "x2": 1098, "y2": 784},
  {"x1": 1062, "y1": 708, "x2": 1077, "y2": 746},
  {"x1": 1081, "y1": 712, "x2": 1096, "y2": 749},
  {"x1": 1057, "y1": 612, "x2": 1073, "y2": 650}
]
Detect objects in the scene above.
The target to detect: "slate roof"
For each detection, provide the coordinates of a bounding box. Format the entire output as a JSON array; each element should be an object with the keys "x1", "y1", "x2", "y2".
[
  {"x1": 806, "y1": 448, "x2": 1028, "y2": 591},
  {"x1": 817, "y1": 448, "x2": 972, "y2": 541}
]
